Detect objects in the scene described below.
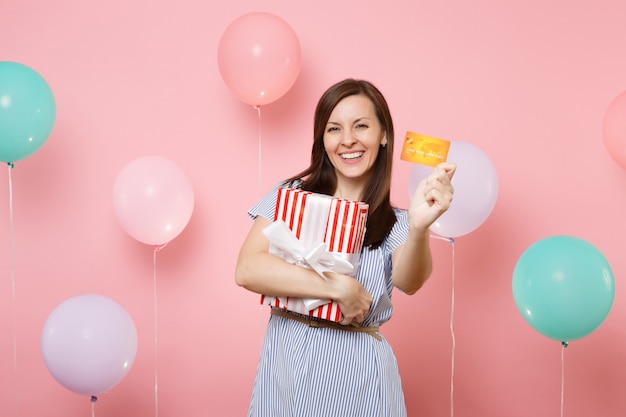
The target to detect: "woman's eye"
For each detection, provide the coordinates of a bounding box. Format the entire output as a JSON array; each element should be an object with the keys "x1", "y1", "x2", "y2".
[
  {"x1": 356, "y1": 123, "x2": 368, "y2": 129},
  {"x1": 327, "y1": 126, "x2": 339, "y2": 132}
]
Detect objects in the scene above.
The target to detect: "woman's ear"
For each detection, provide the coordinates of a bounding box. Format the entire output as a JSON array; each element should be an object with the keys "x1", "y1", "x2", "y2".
[{"x1": 381, "y1": 134, "x2": 388, "y2": 148}]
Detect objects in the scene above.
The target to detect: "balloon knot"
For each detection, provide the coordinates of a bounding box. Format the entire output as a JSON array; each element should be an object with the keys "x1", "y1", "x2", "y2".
[
  {"x1": 154, "y1": 243, "x2": 168, "y2": 252},
  {"x1": 91, "y1": 395, "x2": 98, "y2": 403},
  {"x1": 561, "y1": 341, "x2": 569, "y2": 348},
  {"x1": 7, "y1": 162, "x2": 14, "y2": 169},
  {"x1": 448, "y1": 237, "x2": 455, "y2": 244}
]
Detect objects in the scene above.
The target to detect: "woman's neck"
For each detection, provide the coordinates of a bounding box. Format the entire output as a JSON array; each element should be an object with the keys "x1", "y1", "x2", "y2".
[{"x1": 334, "y1": 179, "x2": 366, "y2": 202}]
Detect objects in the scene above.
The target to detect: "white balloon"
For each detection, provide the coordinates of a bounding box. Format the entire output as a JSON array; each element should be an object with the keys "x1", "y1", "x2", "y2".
[{"x1": 41, "y1": 294, "x2": 137, "y2": 396}]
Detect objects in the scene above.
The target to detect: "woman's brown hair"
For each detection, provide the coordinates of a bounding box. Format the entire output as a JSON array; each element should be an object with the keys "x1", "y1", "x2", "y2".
[{"x1": 285, "y1": 78, "x2": 397, "y2": 249}]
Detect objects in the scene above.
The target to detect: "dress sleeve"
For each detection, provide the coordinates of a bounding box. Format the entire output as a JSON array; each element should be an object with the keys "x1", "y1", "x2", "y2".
[
  {"x1": 384, "y1": 208, "x2": 409, "y2": 256},
  {"x1": 248, "y1": 179, "x2": 302, "y2": 221},
  {"x1": 247, "y1": 182, "x2": 281, "y2": 221}
]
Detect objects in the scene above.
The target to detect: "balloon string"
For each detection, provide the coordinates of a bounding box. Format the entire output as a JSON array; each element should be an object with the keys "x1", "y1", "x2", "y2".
[
  {"x1": 448, "y1": 238, "x2": 456, "y2": 417},
  {"x1": 91, "y1": 396, "x2": 97, "y2": 417},
  {"x1": 431, "y1": 234, "x2": 456, "y2": 417},
  {"x1": 153, "y1": 246, "x2": 161, "y2": 417},
  {"x1": 7, "y1": 162, "x2": 19, "y2": 417},
  {"x1": 561, "y1": 341, "x2": 568, "y2": 417},
  {"x1": 254, "y1": 105, "x2": 262, "y2": 196}
]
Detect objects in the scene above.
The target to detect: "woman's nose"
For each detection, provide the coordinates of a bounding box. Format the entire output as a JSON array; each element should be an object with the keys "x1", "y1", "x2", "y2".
[{"x1": 340, "y1": 131, "x2": 357, "y2": 146}]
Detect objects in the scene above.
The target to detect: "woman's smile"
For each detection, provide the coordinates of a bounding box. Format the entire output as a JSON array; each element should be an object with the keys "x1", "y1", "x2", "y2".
[{"x1": 340, "y1": 151, "x2": 365, "y2": 161}]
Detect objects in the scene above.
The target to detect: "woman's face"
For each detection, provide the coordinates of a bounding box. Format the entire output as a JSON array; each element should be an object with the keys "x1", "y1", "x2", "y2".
[{"x1": 323, "y1": 94, "x2": 387, "y2": 186}]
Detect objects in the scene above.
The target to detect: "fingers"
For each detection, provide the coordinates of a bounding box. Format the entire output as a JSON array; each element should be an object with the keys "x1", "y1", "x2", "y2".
[
  {"x1": 340, "y1": 312, "x2": 367, "y2": 326},
  {"x1": 328, "y1": 273, "x2": 372, "y2": 325},
  {"x1": 341, "y1": 298, "x2": 371, "y2": 325},
  {"x1": 436, "y1": 162, "x2": 457, "y2": 179},
  {"x1": 424, "y1": 187, "x2": 453, "y2": 211},
  {"x1": 421, "y1": 165, "x2": 454, "y2": 213},
  {"x1": 424, "y1": 175, "x2": 452, "y2": 199},
  {"x1": 428, "y1": 163, "x2": 456, "y2": 191},
  {"x1": 417, "y1": 163, "x2": 456, "y2": 196},
  {"x1": 339, "y1": 299, "x2": 371, "y2": 325},
  {"x1": 408, "y1": 163, "x2": 456, "y2": 231}
]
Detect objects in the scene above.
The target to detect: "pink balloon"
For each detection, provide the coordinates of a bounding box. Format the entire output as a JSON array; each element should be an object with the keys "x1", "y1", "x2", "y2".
[
  {"x1": 41, "y1": 294, "x2": 137, "y2": 396},
  {"x1": 113, "y1": 156, "x2": 194, "y2": 246},
  {"x1": 602, "y1": 90, "x2": 626, "y2": 170},
  {"x1": 217, "y1": 12, "x2": 301, "y2": 106},
  {"x1": 409, "y1": 140, "x2": 499, "y2": 238}
]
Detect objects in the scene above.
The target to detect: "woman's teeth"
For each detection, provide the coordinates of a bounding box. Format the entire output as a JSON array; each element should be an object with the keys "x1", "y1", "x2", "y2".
[{"x1": 341, "y1": 152, "x2": 364, "y2": 160}]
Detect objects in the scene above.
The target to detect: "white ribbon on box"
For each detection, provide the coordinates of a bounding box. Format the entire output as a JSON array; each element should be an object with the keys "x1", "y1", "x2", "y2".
[{"x1": 263, "y1": 220, "x2": 354, "y2": 310}]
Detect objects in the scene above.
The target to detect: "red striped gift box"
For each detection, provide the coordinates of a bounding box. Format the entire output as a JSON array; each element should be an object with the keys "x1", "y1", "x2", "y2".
[{"x1": 261, "y1": 188, "x2": 369, "y2": 323}]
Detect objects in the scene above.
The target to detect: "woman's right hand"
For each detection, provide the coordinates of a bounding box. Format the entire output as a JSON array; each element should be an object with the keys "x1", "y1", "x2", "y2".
[{"x1": 325, "y1": 272, "x2": 372, "y2": 325}]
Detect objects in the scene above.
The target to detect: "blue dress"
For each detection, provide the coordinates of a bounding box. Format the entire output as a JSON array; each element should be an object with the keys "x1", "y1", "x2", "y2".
[{"x1": 247, "y1": 183, "x2": 409, "y2": 417}]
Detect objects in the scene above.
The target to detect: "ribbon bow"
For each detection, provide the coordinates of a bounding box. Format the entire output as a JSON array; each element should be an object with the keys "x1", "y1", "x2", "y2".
[{"x1": 263, "y1": 220, "x2": 354, "y2": 310}]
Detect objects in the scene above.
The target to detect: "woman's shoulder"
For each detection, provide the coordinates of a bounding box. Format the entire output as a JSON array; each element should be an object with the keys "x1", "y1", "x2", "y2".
[
  {"x1": 248, "y1": 179, "x2": 304, "y2": 220},
  {"x1": 282, "y1": 178, "x2": 303, "y2": 189},
  {"x1": 267, "y1": 178, "x2": 304, "y2": 196}
]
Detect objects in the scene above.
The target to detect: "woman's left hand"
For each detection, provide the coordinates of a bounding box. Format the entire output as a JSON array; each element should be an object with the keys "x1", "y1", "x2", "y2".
[{"x1": 409, "y1": 162, "x2": 456, "y2": 232}]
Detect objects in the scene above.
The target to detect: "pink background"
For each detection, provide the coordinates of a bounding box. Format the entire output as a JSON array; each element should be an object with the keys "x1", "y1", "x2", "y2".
[{"x1": 2, "y1": 0, "x2": 626, "y2": 416}]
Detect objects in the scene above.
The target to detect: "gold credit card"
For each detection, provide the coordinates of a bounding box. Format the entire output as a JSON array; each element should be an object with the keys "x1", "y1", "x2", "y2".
[{"x1": 400, "y1": 132, "x2": 450, "y2": 167}]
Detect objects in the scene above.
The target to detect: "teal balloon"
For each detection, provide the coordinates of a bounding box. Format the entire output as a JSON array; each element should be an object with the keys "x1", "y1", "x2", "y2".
[
  {"x1": 0, "y1": 61, "x2": 56, "y2": 162},
  {"x1": 512, "y1": 235, "x2": 614, "y2": 342}
]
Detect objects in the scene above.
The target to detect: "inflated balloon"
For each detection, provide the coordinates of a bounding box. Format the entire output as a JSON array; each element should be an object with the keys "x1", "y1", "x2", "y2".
[
  {"x1": 512, "y1": 235, "x2": 614, "y2": 342},
  {"x1": 217, "y1": 12, "x2": 301, "y2": 106},
  {"x1": 0, "y1": 61, "x2": 56, "y2": 162},
  {"x1": 41, "y1": 294, "x2": 137, "y2": 396},
  {"x1": 113, "y1": 156, "x2": 194, "y2": 246},
  {"x1": 602, "y1": 90, "x2": 626, "y2": 170},
  {"x1": 409, "y1": 140, "x2": 498, "y2": 238}
]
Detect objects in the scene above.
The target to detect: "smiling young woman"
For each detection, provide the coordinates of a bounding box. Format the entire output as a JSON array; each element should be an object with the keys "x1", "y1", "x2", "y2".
[{"x1": 235, "y1": 78, "x2": 455, "y2": 417}]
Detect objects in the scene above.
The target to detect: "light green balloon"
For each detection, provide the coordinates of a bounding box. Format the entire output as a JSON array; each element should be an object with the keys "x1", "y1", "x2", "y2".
[
  {"x1": 0, "y1": 61, "x2": 56, "y2": 163},
  {"x1": 512, "y1": 235, "x2": 614, "y2": 342}
]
